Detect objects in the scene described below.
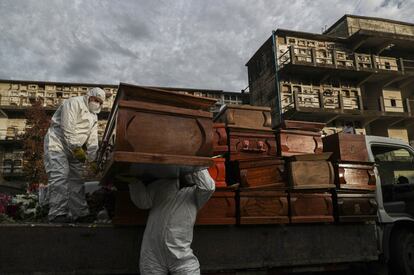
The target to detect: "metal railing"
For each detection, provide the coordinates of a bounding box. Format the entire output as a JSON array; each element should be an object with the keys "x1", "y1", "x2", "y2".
[
  {"x1": 0, "y1": 95, "x2": 115, "y2": 110},
  {"x1": 280, "y1": 90, "x2": 362, "y2": 112},
  {"x1": 277, "y1": 45, "x2": 410, "y2": 73}
]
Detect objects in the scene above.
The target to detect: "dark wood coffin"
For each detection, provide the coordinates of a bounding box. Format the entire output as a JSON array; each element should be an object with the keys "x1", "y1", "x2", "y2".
[
  {"x1": 98, "y1": 83, "x2": 217, "y2": 183},
  {"x1": 212, "y1": 123, "x2": 228, "y2": 155},
  {"x1": 214, "y1": 104, "x2": 272, "y2": 131},
  {"x1": 336, "y1": 192, "x2": 377, "y2": 222},
  {"x1": 288, "y1": 160, "x2": 335, "y2": 190},
  {"x1": 335, "y1": 163, "x2": 376, "y2": 191},
  {"x1": 238, "y1": 189, "x2": 289, "y2": 224},
  {"x1": 112, "y1": 191, "x2": 149, "y2": 225},
  {"x1": 278, "y1": 120, "x2": 326, "y2": 132},
  {"x1": 228, "y1": 127, "x2": 277, "y2": 161},
  {"x1": 277, "y1": 129, "x2": 323, "y2": 157},
  {"x1": 322, "y1": 133, "x2": 369, "y2": 163},
  {"x1": 289, "y1": 192, "x2": 334, "y2": 223},
  {"x1": 208, "y1": 158, "x2": 226, "y2": 188},
  {"x1": 227, "y1": 158, "x2": 286, "y2": 189},
  {"x1": 196, "y1": 187, "x2": 236, "y2": 225}
]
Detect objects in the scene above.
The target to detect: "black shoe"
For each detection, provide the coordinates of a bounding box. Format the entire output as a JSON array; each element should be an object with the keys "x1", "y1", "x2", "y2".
[{"x1": 50, "y1": 215, "x2": 71, "y2": 223}]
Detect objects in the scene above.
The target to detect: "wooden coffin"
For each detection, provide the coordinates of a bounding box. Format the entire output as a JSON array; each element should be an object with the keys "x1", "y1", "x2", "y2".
[
  {"x1": 335, "y1": 163, "x2": 376, "y2": 191},
  {"x1": 213, "y1": 123, "x2": 228, "y2": 155},
  {"x1": 288, "y1": 160, "x2": 335, "y2": 190},
  {"x1": 336, "y1": 192, "x2": 377, "y2": 222},
  {"x1": 322, "y1": 133, "x2": 369, "y2": 163},
  {"x1": 196, "y1": 187, "x2": 236, "y2": 225},
  {"x1": 227, "y1": 158, "x2": 286, "y2": 189},
  {"x1": 228, "y1": 127, "x2": 277, "y2": 161},
  {"x1": 208, "y1": 158, "x2": 226, "y2": 187},
  {"x1": 277, "y1": 129, "x2": 323, "y2": 157},
  {"x1": 214, "y1": 104, "x2": 272, "y2": 131},
  {"x1": 278, "y1": 120, "x2": 326, "y2": 132},
  {"x1": 112, "y1": 191, "x2": 149, "y2": 225},
  {"x1": 238, "y1": 189, "x2": 289, "y2": 224},
  {"x1": 98, "y1": 83, "x2": 217, "y2": 183},
  {"x1": 289, "y1": 192, "x2": 334, "y2": 223}
]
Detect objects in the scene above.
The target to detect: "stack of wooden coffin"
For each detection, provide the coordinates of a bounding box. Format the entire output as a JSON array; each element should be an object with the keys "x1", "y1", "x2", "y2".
[
  {"x1": 213, "y1": 105, "x2": 289, "y2": 225},
  {"x1": 323, "y1": 133, "x2": 378, "y2": 222},
  {"x1": 276, "y1": 120, "x2": 335, "y2": 223},
  {"x1": 100, "y1": 84, "x2": 377, "y2": 226}
]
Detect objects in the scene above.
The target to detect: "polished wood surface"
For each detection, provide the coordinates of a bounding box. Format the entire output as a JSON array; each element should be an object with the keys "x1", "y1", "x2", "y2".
[
  {"x1": 277, "y1": 129, "x2": 323, "y2": 157},
  {"x1": 288, "y1": 160, "x2": 335, "y2": 190},
  {"x1": 336, "y1": 192, "x2": 377, "y2": 222},
  {"x1": 213, "y1": 123, "x2": 228, "y2": 155},
  {"x1": 228, "y1": 158, "x2": 286, "y2": 188},
  {"x1": 208, "y1": 158, "x2": 226, "y2": 187},
  {"x1": 278, "y1": 120, "x2": 325, "y2": 132},
  {"x1": 214, "y1": 104, "x2": 272, "y2": 131},
  {"x1": 322, "y1": 133, "x2": 369, "y2": 163},
  {"x1": 228, "y1": 127, "x2": 277, "y2": 161},
  {"x1": 289, "y1": 192, "x2": 334, "y2": 223},
  {"x1": 238, "y1": 189, "x2": 289, "y2": 224},
  {"x1": 196, "y1": 187, "x2": 237, "y2": 225},
  {"x1": 99, "y1": 83, "x2": 217, "y2": 184},
  {"x1": 335, "y1": 163, "x2": 376, "y2": 191}
]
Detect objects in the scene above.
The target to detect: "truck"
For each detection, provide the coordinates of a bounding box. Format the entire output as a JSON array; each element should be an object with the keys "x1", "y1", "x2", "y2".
[{"x1": 0, "y1": 134, "x2": 413, "y2": 275}]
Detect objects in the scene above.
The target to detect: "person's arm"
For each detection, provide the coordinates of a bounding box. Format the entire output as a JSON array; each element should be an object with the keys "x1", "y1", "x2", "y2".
[
  {"x1": 128, "y1": 180, "x2": 154, "y2": 209},
  {"x1": 185, "y1": 169, "x2": 215, "y2": 209},
  {"x1": 85, "y1": 120, "x2": 99, "y2": 161},
  {"x1": 60, "y1": 99, "x2": 81, "y2": 150}
]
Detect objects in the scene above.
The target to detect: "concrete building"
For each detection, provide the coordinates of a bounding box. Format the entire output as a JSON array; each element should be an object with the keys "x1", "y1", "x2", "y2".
[
  {"x1": 246, "y1": 14, "x2": 414, "y2": 145},
  {"x1": 0, "y1": 79, "x2": 247, "y2": 190}
]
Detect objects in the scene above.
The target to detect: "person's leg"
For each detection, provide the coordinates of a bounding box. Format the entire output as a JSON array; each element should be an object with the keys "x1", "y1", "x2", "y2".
[
  {"x1": 170, "y1": 255, "x2": 200, "y2": 275},
  {"x1": 140, "y1": 248, "x2": 169, "y2": 275},
  {"x1": 67, "y1": 160, "x2": 89, "y2": 221},
  {"x1": 45, "y1": 150, "x2": 70, "y2": 221}
]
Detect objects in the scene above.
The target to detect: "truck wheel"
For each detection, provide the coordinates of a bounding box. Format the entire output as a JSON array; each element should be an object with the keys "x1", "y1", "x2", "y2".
[{"x1": 390, "y1": 228, "x2": 414, "y2": 275}]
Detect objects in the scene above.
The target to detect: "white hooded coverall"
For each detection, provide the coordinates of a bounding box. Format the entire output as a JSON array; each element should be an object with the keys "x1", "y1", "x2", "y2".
[
  {"x1": 44, "y1": 88, "x2": 106, "y2": 221},
  {"x1": 128, "y1": 169, "x2": 215, "y2": 275}
]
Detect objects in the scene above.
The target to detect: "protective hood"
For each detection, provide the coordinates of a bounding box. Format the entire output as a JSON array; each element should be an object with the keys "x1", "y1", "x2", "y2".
[{"x1": 87, "y1": 87, "x2": 106, "y2": 102}]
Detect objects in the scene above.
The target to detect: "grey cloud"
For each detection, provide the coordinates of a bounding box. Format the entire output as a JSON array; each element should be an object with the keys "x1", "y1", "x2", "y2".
[
  {"x1": 0, "y1": 0, "x2": 413, "y2": 91},
  {"x1": 63, "y1": 44, "x2": 102, "y2": 77}
]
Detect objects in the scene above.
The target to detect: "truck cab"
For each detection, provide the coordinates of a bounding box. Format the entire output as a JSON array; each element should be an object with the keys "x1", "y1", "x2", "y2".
[{"x1": 366, "y1": 136, "x2": 414, "y2": 275}]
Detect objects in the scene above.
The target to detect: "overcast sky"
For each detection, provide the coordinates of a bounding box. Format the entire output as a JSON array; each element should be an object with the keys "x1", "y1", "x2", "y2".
[{"x1": 0, "y1": 0, "x2": 412, "y2": 92}]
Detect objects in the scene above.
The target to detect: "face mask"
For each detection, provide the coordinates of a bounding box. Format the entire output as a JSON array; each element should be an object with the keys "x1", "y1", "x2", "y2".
[{"x1": 88, "y1": 101, "x2": 101, "y2": 114}]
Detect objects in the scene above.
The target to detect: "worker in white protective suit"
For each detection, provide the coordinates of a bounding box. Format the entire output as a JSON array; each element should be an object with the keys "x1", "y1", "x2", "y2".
[
  {"x1": 44, "y1": 87, "x2": 106, "y2": 223},
  {"x1": 126, "y1": 169, "x2": 215, "y2": 275}
]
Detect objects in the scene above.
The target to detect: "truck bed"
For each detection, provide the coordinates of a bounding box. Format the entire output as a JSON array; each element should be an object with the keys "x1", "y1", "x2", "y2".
[{"x1": 0, "y1": 223, "x2": 378, "y2": 274}]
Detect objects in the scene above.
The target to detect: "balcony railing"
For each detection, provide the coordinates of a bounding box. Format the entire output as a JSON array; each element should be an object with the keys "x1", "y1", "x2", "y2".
[
  {"x1": 277, "y1": 45, "x2": 413, "y2": 73},
  {"x1": 281, "y1": 90, "x2": 362, "y2": 113},
  {"x1": 0, "y1": 95, "x2": 114, "y2": 110}
]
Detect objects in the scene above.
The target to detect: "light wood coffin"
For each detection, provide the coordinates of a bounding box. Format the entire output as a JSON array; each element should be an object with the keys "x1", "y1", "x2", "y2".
[
  {"x1": 99, "y1": 83, "x2": 217, "y2": 183},
  {"x1": 288, "y1": 158, "x2": 335, "y2": 190}
]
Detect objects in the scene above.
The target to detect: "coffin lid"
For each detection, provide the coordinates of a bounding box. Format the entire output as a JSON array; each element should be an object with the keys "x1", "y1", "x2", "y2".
[
  {"x1": 116, "y1": 82, "x2": 217, "y2": 111},
  {"x1": 213, "y1": 104, "x2": 271, "y2": 122},
  {"x1": 276, "y1": 120, "x2": 326, "y2": 132}
]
